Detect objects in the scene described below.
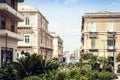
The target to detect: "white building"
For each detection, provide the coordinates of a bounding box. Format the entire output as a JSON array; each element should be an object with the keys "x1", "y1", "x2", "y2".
[
  {"x1": 50, "y1": 32, "x2": 63, "y2": 62},
  {"x1": 63, "y1": 51, "x2": 71, "y2": 64},
  {"x1": 17, "y1": 5, "x2": 53, "y2": 58}
]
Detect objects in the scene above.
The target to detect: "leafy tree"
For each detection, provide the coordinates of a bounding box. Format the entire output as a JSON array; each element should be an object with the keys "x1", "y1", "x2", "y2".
[
  {"x1": 80, "y1": 53, "x2": 93, "y2": 60},
  {"x1": 23, "y1": 76, "x2": 41, "y2": 80},
  {"x1": 116, "y1": 53, "x2": 120, "y2": 62},
  {"x1": 0, "y1": 66, "x2": 17, "y2": 80}
]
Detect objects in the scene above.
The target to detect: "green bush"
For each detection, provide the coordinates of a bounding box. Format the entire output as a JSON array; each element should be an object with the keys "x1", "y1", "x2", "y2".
[
  {"x1": 0, "y1": 66, "x2": 17, "y2": 80},
  {"x1": 23, "y1": 76, "x2": 41, "y2": 80},
  {"x1": 98, "y1": 71, "x2": 118, "y2": 80}
]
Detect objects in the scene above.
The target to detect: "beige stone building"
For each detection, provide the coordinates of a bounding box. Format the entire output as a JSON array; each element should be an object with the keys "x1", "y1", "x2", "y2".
[
  {"x1": 81, "y1": 11, "x2": 120, "y2": 72},
  {"x1": 0, "y1": 0, "x2": 24, "y2": 67},
  {"x1": 50, "y1": 32, "x2": 63, "y2": 62},
  {"x1": 17, "y1": 5, "x2": 53, "y2": 58}
]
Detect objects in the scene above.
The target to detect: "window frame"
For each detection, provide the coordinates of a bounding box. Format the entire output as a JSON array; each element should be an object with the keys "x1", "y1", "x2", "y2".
[
  {"x1": 108, "y1": 22, "x2": 114, "y2": 32},
  {"x1": 91, "y1": 22, "x2": 96, "y2": 32},
  {"x1": 11, "y1": 0, "x2": 15, "y2": 8},
  {"x1": 11, "y1": 20, "x2": 15, "y2": 32},
  {"x1": 1, "y1": 16, "x2": 6, "y2": 29},
  {"x1": 91, "y1": 38, "x2": 96, "y2": 49},
  {"x1": 24, "y1": 35, "x2": 30, "y2": 44},
  {"x1": 25, "y1": 17, "x2": 30, "y2": 25},
  {"x1": 107, "y1": 38, "x2": 115, "y2": 47}
]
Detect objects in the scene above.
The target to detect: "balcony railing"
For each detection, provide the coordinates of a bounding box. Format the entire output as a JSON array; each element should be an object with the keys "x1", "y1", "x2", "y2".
[
  {"x1": 89, "y1": 49, "x2": 99, "y2": 52},
  {"x1": 89, "y1": 32, "x2": 98, "y2": 38},
  {"x1": 107, "y1": 49, "x2": 116, "y2": 52},
  {"x1": 0, "y1": 30, "x2": 23, "y2": 41},
  {"x1": 107, "y1": 32, "x2": 116, "y2": 38}
]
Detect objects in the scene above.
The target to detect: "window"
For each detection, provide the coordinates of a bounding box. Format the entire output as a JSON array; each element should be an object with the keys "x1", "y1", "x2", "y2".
[
  {"x1": 11, "y1": 20, "x2": 15, "y2": 32},
  {"x1": 108, "y1": 22, "x2": 114, "y2": 32},
  {"x1": 41, "y1": 34, "x2": 43, "y2": 44},
  {"x1": 25, "y1": 17, "x2": 30, "y2": 25},
  {"x1": 91, "y1": 22, "x2": 96, "y2": 32},
  {"x1": 107, "y1": 39, "x2": 115, "y2": 46},
  {"x1": 1, "y1": 48, "x2": 13, "y2": 67},
  {"x1": 91, "y1": 38, "x2": 96, "y2": 48},
  {"x1": 0, "y1": 0, "x2": 6, "y2": 3},
  {"x1": 11, "y1": 0, "x2": 15, "y2": 8},
  {"x1": 1, "y1": 16, "x2": 6, "y2": 29},
  {"x1": 25, "y1": 35, "x2": 30, "y2": 43},
  {"x1": 1, "y1": 50, "x2": 6, "y2": 67}
]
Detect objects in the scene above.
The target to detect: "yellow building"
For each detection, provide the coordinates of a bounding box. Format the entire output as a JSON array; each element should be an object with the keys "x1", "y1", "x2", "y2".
[
  {"x1": 81, "y1": 11, "x2": 120, "y2": 72},
  {"x1": 0, "y1": 0, "x2": 24, "y2": 67}
]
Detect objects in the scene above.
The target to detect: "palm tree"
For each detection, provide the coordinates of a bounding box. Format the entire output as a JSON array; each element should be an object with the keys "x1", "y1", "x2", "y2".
[
  {"x1": 11, "y1": 54, "x2": 44, "y2": 78},
  {"x1": 11, "y1": 54, "x2": 60, "y2": 78}
]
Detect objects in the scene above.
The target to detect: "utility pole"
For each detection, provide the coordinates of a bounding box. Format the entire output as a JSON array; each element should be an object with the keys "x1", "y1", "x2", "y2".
[{"x1": 113, "y1": 33, "x2": 115, "y2": 72}]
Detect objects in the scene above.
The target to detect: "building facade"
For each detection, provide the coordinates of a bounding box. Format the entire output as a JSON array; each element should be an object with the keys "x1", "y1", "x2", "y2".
[
  {"x1": 81, "y1": 11, "x2": 120, "y2": 72},
  {"x1": 50, "y1": 32, "x2": 63, "y2": 62},
  {"x1": 0, "y1": 0, "x2": 24, "y2": 67},
  {"x1": 73, "y1": 48, "x2": 81, "y2": 60},
  {"x1": 63, "y1": 51, "x2": 71, "y2": 64},
  {"x1": 17, "y1": 5, "x2": 53, "y2": 58}
]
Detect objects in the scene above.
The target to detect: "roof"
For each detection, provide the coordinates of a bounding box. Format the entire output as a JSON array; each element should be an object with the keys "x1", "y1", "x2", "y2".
[
  {"x1": 18, "y1": 4, "x2": 49, "y2": 23},
  {"x1": 83, "y1": 11, "x2": 120, "y2": 18}
]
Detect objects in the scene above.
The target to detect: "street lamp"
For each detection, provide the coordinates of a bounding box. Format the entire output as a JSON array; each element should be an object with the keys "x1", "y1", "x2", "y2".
[
  {"x1": 5, "y1": 33, "x2": 8, "y2": 66},
  {"x1": 113, "y1": 33, "x2": 115, "y2": 72}
]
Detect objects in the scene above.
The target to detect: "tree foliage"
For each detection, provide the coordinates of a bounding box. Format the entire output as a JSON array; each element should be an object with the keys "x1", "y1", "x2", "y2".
[
  {"x1": 80, "y1": 53, "x2": 93, "y2": 60},
  {"x1": 0, "y1": 66, "x2": 17, "y2": 80},
  {"x1": 11, "y1": 54, "x2": 60, "y2": 79},
  {"x1": 116, "y1": 53, "x2": 120, "y2": 62}
]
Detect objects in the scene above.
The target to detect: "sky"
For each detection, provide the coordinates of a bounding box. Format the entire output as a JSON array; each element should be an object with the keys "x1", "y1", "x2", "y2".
[{"x1": 22, "y1": 0, "x2": 120, "y2": 52}]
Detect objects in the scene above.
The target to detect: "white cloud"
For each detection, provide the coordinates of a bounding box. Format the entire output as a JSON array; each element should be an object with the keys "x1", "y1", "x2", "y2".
[{"x1": 64, "y1": 0, "x2": 78, "y2": 5}]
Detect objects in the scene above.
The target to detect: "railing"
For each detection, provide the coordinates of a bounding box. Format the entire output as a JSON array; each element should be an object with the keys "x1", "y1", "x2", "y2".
[
  {"x1": 107, "y1": 32, "x2": 116, "y2": 38},
  {"x1": 89, "y1": 32, "x2": 98, "y2": 38},
  {"x1": 89, "y1": 48, "x2": 99, "y2": 52}
]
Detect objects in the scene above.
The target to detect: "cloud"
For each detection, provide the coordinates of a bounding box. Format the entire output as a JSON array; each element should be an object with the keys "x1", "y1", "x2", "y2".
[{"x1": 64, "y1": 0, "x2": 78, "y2": 5}]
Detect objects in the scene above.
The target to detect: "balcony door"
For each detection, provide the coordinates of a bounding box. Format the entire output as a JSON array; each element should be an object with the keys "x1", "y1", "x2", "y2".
[{"x1": 1, "y1": 47, "x2": 13, "y2": 67}]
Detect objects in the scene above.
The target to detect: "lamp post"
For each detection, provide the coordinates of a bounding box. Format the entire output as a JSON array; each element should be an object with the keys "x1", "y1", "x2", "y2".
[
  {"x1": 113, "y1": 33, "x2": 115, "y2": 72},
  {"x1": 5, "y1": 33, "x2": 8, "y2": 66}
]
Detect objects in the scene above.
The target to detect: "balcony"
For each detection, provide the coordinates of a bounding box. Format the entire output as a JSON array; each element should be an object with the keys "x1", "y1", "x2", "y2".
[
  {"x1": 0, "y1": 3, "x2": 23, "y2": 21},
  {"x1": 107, "y1": 49, "x2": 116, "y2": 52},
  {"x1": 0, "y1": 30, "x2": 23, "y2": 41},
  {"x1": 89, "y1": 49, "x2": 99, "y2": 52},
  {"x1": 17, "y1": 26, "x2": 34, "y2": 34},
  {"x1": 107, "y1": 32, "x2": 116, "y2": 38},
  {"x1": 18, "y1": 0, "x2": 24, "y2": 2},
  {"x1": 89, "y1": 32, "x2": 98, "y2": 38}
]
